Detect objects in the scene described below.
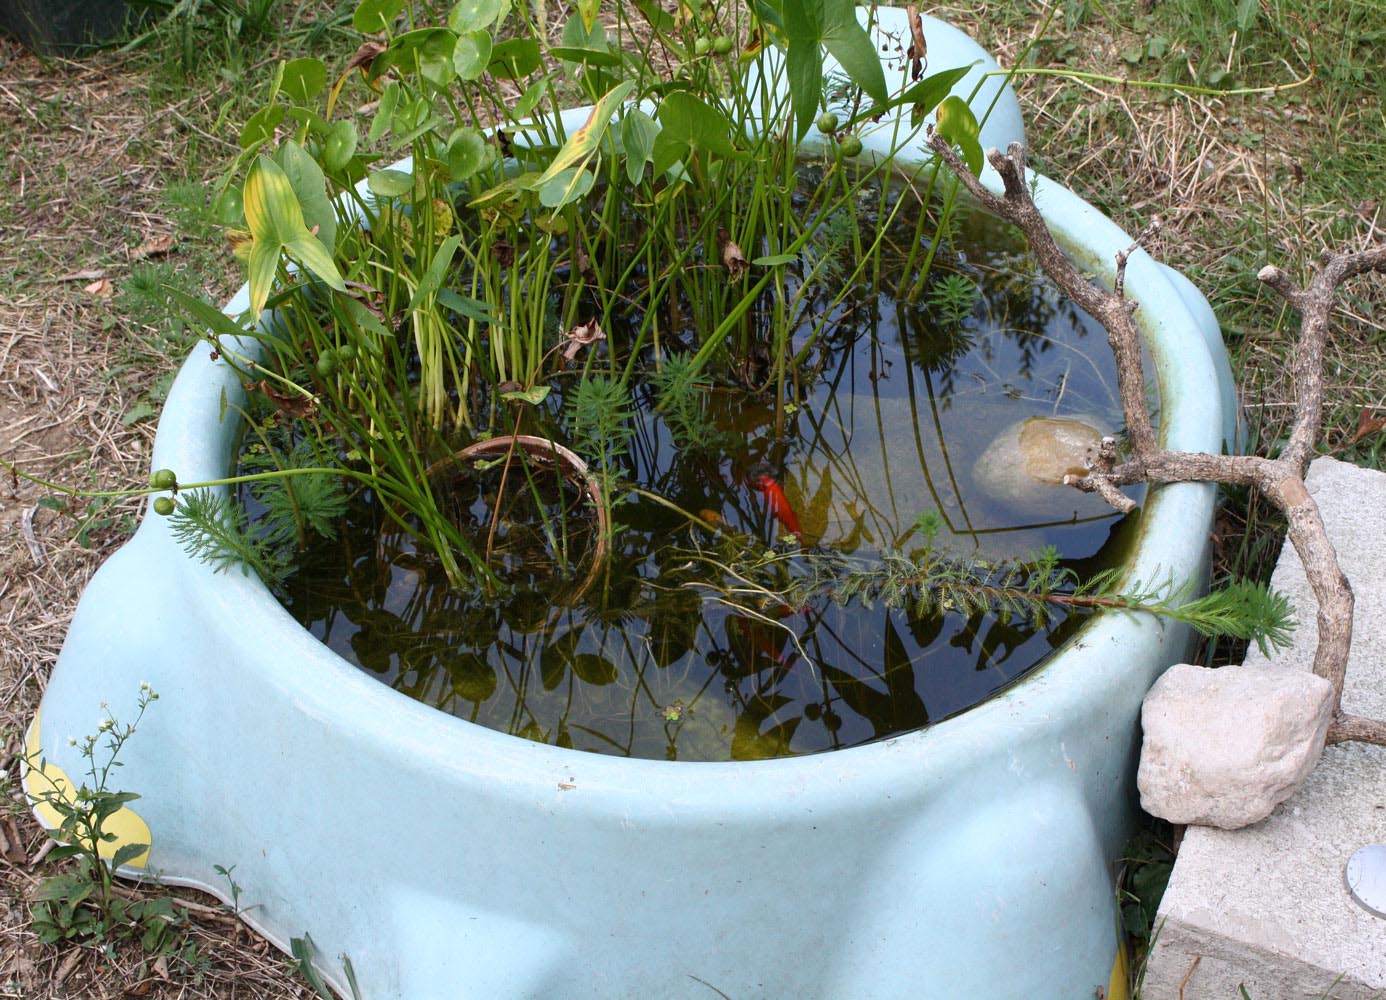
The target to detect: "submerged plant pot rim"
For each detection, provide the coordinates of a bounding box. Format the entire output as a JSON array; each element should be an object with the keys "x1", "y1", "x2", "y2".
[{"x1": 438, "y1": 433, "x2": 611, "y2": 601}]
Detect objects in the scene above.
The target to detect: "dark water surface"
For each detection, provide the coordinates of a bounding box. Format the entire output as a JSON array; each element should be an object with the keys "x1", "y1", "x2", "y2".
[{"x1": 273, "y1": 201, "x2": 1144, "y2": 761}]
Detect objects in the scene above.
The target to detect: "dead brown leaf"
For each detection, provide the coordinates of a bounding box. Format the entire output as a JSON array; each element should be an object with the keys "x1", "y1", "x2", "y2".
[
  {"x1": 131, "y1": 234, "x2": 175, "y2": 260},
  {"x1": 347, "y1": 40, "x2": 387, "y2": 75},
  {"x1": 0, "y1": 817, "x2": 18, "y2": 863},
  {"x1": 719, "y1": 228, "x2": 748, "y2": 280},
  {"x1": 1333, "y1": 408, "x2": 1386, "y2": 453},
  {"x1": 562, "y1": 319, "x2": 605, "y2": 362},
  {"x1": 83, "y1": 278, "x2": 114, "y2": 298},
  {"x1": 906, "y1": 5, "x2": 927, "y2": 80},
  {"x1": 246, "y1": 380, "x2": 315, "y2": 419}
]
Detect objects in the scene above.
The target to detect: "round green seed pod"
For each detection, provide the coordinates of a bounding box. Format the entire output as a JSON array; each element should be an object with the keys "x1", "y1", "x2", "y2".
[
  {"x1": 816, "y1": 112, "x2": 840, "y2": 134},
  {"x1": 693, "y1": 37, "x2": 712, "y2": 56},
  {"x1": 149, "y1": 468, "x2": 177, "y2": 491},
  {"x1": 153, "y1": 496, "x2": 175, "y2": 516},
  {"x1": 712, "y1": 35, "x2": 732, "y2": 55},
  {"x1": 316, "y1": 349, "x2": 339, "y2": 378},
  {"x1": 337, "y1": 343, "x2": 358, "y2": 363},
  {"x1": 838, "y1": 134, "x2": 864, "y2": 158}
]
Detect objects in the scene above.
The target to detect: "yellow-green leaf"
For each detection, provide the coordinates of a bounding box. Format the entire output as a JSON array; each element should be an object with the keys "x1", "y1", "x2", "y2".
[
  {"x1": 242, "y1": 156, "x2": 344, "y2": 314},
  {"x1": 285, "y1": 234, "x2": 346, "y2": 294},
  {"x1": 246, "y1": 239, "x2": 279, "y2": 317},
  {"x1": 576, "y1": 0, "x2": 600, "y2": 32},
  {"x1": 936, "y1": 95, "x2": 983, "y2": 176},
  {"x1": 531, "y1": 80, "x2": 634, "y2": 193}
]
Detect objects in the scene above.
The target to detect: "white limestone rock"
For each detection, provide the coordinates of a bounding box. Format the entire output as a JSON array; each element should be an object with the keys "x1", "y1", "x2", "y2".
[
  {"x1": 1138, "y1": 662, "x2": 1336, "y2": 830},
  {"x1": 973, "y1": 416, "x2": 1104, "y2": 508}
]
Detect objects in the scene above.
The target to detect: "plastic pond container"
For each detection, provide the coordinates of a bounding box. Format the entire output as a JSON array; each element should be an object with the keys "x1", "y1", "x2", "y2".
[{"x1": 25, "y1": 10, "x2": 1235, "y2": 998}]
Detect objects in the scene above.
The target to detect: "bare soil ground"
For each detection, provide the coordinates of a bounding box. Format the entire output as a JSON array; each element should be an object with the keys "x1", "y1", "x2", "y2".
[{"x1": 0, "y1": 2, "x2": 1381, "y2": 997}]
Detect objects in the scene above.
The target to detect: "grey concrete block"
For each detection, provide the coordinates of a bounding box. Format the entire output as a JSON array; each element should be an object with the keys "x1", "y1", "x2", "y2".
[{"x1": 1143, "y1": 457, "x2": 1386, "y2": 999}]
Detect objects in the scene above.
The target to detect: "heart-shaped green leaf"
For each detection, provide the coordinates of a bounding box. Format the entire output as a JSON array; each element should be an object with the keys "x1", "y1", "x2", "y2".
[
  {"x1": 239, "y1": 105, "x2": 284, "y2": 150},
  {"x1": 280, "y1": 57, "x2": 327, "y2": 105},
  {"x1": 488, "y1": 37, "x2": 541, "y2": 79},
  {"x1": 353, "y1": 0, "x2": 405, "y2": 34},
  {"x1": 571, "y1": 653, "x2": 618, "y2": 686},
  {"x1": 447, "y1": 0, "x2": 508, "y2": 33},
  {"x1": 537, "y1": 166, "x2": 595, "y2": 208},
  {"x1": 936, "y1": 95, "x2": 983, "y2": 175},
  {"x1": 620, "y1": 108, "x2": 659, "y2": 185},
  {"x1": 452, "y1": 29, "x2": 492, "y2": 79},
  {"x1": 656, "y1": 91, "x2": 739, "y2": 158}
]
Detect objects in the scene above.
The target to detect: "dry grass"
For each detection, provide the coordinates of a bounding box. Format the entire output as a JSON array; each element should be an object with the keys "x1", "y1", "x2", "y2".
[
  {"x1": 0, "y1": 0, "x2": 1381, "y2": 995},
  {"x1": 0, "y1": 33, "x2": 308, "y2": 1000}
]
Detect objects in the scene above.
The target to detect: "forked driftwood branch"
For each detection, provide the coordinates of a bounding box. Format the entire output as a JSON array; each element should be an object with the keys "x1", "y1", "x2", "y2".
[{"x1": 928, "y1": 136, "x2": 1386, "y2": 748}]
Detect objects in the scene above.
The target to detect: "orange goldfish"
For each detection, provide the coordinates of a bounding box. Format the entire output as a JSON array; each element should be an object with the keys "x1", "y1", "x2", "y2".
[{"x1": 753, "y1": 475, "x2": 802, "y2": 543}]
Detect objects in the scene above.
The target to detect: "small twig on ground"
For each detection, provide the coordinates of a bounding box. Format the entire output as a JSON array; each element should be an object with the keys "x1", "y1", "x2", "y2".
[
  {"x1": 20, "y1": 506, "x2": 45, "y2": 567},
  {"x1": 928, "y1": 135, "x2": 1386, "y2": 748}
]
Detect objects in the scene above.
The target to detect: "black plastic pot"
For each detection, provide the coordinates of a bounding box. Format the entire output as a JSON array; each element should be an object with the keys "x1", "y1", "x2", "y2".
[{"x1": 0, "y1": 0, "x2": 143, "y2": 54}]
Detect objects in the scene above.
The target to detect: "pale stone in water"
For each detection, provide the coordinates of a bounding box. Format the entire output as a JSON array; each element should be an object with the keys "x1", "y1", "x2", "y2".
[
  {"x1": 973, "y1": 416, "x2": 1104, "y2": 506},
  {"x1": 1138, "y1": 662, "x2": 1336, "y2": 830}
]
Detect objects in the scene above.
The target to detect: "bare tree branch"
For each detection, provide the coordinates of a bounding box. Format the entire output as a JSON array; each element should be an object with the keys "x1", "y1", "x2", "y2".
[{"x1": 927, "y1": 133, "x2": 1386, "y2": 746}]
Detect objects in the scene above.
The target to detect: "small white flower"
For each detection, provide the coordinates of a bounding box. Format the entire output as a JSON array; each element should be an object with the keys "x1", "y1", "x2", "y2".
[
  {"x1": 139, "y1": 681, "x2": 151, "y2": 692},
  {"x1": 67, "y1": 737, "x2": 77, "y2": 747},
  {"x1": 97, "y1": 718, "x2": 113, "y2": 732}
]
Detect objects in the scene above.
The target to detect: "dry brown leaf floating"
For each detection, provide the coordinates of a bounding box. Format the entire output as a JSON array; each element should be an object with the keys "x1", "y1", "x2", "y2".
[
  {"x1": 562, "y1": 319, "x2": 606, "y2": 361},
  {"x1": 719, "y1": 228, "x2": 749, "y2": 280}
]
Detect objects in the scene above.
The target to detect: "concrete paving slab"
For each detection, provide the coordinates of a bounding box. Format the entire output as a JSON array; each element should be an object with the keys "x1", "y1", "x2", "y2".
[{"x1": 1143, "y1": 456, "x2": 1386, "y2": 1000}]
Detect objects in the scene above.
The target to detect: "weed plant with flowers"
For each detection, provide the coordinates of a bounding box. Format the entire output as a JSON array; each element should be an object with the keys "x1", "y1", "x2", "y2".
[{"x1": 22, "y1": 686, "x2": 188, "y2": 951}]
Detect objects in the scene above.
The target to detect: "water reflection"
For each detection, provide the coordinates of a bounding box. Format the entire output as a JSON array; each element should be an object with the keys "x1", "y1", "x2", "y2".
[{"x1": 277, "y1": 202, "x2": 1144, "y2": 761}]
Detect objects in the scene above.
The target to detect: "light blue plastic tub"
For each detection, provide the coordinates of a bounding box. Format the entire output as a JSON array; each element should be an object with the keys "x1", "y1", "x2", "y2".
[{"x1": 26, "y1": 11, "x2": 1235, "y2": 998}]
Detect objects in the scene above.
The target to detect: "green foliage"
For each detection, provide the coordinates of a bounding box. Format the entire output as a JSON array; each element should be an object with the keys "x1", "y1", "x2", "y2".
[
  {"x1": 123, "y1": 0, "x2": 289, "y2": 78},
  {"x1": 649, "y1": 355, "x2": 726, "y2": 453},
  {"x1": 151, "y1": 0, "x2": 982, "y2": 585},
  {"x1": 243, "y1": 439, "x2": 350, "y2": 545},
  {"x1": 1118, "y1": 826, "x2": 1175, "y2": 947},
  {"x1": 33, "y1": 870, "x2": 188, "y2": 952},
  {"x1": 291, "y1": 933, "x2": 365, "y2": 1000},
  {"x1": 24, "y1": 688, "x2": 187, "y2": 954},
  {"x1": 566, "y1": 374, "x2": 635, "y2": 473},
  {"x1": 687, "y1": 523, "x2": 1295, "y2": 654},
  {"x1": 169, "y1": 489, "x2": 293, "y2": 584}
]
